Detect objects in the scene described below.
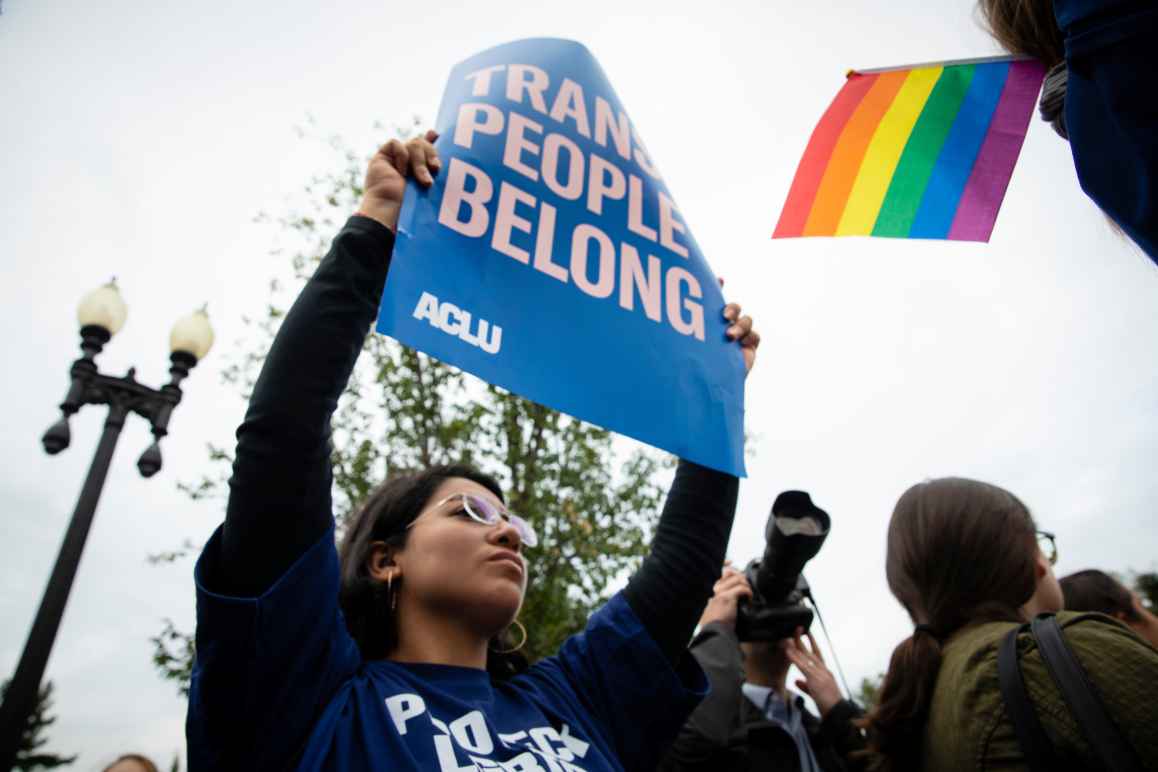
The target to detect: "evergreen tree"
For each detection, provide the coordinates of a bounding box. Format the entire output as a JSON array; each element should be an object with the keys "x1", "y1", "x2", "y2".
[{"x1": 1, "y1": 680, "x2": 77, "y2": 770}]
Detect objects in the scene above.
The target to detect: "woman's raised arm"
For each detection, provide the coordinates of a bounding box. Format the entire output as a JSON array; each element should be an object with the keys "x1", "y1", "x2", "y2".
[
  {"x1": 215, "y1": 132, "x2": 441, "y2": 597},
  {"x1": 623, "y1": 305, "x2": 758, "y2": 661}
]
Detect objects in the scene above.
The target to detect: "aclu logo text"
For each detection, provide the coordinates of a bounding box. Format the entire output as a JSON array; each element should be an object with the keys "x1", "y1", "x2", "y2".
[{"x1": 412, "y1": 292, "x2": 503, "y2": 355}]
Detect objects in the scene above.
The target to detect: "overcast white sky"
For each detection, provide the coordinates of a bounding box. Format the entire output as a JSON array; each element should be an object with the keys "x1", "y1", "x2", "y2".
[{"x1": 2, "y1": 0, "x2": 1157, "y2": 768}]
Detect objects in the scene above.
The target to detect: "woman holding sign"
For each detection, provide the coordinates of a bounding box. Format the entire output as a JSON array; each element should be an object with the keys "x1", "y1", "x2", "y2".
[{"x1": 185, "y1": 130, "x2": 760, "y2": 772}]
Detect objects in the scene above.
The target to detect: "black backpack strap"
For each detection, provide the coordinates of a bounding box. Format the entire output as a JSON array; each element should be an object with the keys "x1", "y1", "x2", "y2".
[
  {"x1": 997, "y1": 624, "x2": 1058, "y2": 771},
  {"x1": 1030, "y1": 615, "x2": 1145, "y2": 772}
]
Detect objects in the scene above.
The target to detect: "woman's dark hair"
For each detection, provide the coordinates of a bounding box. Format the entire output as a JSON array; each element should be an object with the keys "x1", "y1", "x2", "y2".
[
  {"x1": 1061, "y1": 569, "x2": 1140, "y2": 622},
  {"x1": 103, "y1": 754, "x2": 159, "y2": 772},
  {"x1": 858, "y1": 478, "x2": 1039, "y2": 771},
  {"x1": 338, "y1": 464, "x2": 529, "y2": 679},
  {"x1": 977, "y1": 0, "x2": 1065, "y2": 67}
]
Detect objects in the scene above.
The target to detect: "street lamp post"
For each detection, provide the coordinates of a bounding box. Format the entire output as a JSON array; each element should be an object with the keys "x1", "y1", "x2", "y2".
[{"x1": 0, "y1": 281, "x2": 214, "y2": 772}]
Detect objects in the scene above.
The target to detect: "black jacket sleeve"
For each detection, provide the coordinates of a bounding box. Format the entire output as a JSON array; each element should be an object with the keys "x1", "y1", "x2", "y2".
[
  {"x1": 811, "y1": 699, "x2": 866, "y2": 770},
  {"x1": 623, "y1": 461, "x2": 739, "y2": 663},
  {"x1": 212, "y1": 215, "x2": 394, "y2": 596},
  {"x1": 661, "y1": 622, "x2": 747, "y2": 766}
]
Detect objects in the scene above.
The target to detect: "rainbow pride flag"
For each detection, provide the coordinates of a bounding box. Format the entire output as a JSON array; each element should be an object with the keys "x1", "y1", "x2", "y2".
[{"x1": 774, "y1": 57, "x2": 1045, "y2": 242}]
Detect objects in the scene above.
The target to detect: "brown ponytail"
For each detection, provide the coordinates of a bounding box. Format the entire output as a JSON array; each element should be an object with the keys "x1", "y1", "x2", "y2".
[
  {"x1": 858, "y1": 478, "x2": 1040, "y2": 771},
  {"x1": 861, "y1": 632, "x2": 943, "y2": 770},
  {"x1": 977, "y1": 0, "x2": 1065, "y2": 67}
]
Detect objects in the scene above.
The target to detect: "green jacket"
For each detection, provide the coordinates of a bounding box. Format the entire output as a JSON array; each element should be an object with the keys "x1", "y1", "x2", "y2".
[{"x1": 923, "y1": 611, "x2": 1158, "y2": 771}]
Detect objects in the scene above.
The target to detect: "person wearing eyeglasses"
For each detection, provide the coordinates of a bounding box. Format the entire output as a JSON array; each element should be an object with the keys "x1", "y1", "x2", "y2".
[
  {"x1": 184, "y1": 130, "x2": 761, "y2": 772},
  {"x1": 855, "y1": 478, "x2": 1158, "y2": 771}
]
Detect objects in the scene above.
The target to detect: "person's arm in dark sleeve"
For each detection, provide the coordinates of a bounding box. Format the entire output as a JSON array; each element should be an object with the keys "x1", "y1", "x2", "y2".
[
  {"x1": 209, "y1": 215, "x2": 394, "y2": 596},
  {"x1": 208, "y1": 132, "x2": 436, "y2": 596},
  {"x1": 622, "y1": 306, "x2": 754, "y2": 663},
  {"x1": 623, "y1": 460, "x2": 739, "y2": 662},
  {"x1": 815, "y1": 699, "x2": 867, "y2": 770},
  {"x1": 187, "y1": 214, "x2": 394, "y2": 772},
  {"x1": 658, "y1": 622, "x2": 746, "y2": 768}
]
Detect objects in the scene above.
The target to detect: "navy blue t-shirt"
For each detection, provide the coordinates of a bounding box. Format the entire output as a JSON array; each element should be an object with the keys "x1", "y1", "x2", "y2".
[{"x1": 187, "y1": 525, "x2": 707, "y2": 771}]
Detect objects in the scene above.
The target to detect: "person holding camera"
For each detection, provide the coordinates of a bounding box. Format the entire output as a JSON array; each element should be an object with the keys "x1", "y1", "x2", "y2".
[{"x1": 659, "y1": 492, "x2": 865, "y2": 772}]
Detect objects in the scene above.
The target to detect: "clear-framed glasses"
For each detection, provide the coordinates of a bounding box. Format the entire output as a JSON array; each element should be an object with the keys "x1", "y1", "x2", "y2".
[
  {"x1": 1036, "y1": 530, "x2": 1057, "y2": 566},
  {"x1": 411, "y1": 493, "x2": 538, "y2": 548}
]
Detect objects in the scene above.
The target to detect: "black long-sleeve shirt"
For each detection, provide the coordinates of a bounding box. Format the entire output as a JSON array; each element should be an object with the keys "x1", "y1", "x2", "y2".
[{"x1": 214, "y1": 214, "x2": 739, "y2": 663}]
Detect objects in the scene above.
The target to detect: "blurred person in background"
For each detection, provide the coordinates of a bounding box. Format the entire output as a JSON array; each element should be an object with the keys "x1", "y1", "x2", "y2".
[
  {"x1": 1061, "y1": 569, "x2": 1158, "y2": 649},
  {"x1": 102, "y1": 754, "x2": 159, "y2": 772}
]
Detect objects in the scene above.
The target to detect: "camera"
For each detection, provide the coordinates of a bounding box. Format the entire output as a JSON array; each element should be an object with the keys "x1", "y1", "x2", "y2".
[{"x1": 735, "y1": 490, "x2": 830, "y2": 642}]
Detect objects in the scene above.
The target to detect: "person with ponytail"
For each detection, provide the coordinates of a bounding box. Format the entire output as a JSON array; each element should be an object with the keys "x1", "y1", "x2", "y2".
[
  {"x1": 977, "y1": 0, "x2": 1158, "y2": 264},
  {"x1": 858, "y1": 478, "x2": 1158, "y2": 771},
  {"x1": 184, "y1": 130, "x2": 761, "y2": 771}
]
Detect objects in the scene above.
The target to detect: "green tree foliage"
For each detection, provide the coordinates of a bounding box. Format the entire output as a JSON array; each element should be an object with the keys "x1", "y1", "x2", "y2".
[
  {"x1": 0, "y1": 680, "x2": 77, "y2": 770},
  {"x1": 154, "y1": 120, "x2": 671, "y2": 693},
  {"x1": 151, "y1": 619, "x2": 196, "y2": 699},
  {"x1": 1133, "y1": 572, "x2": 1158, "y2": 610},
  {"x1": 855, "y1": 672, "x2": 884, "y2": 712},
  {"x1": 1108, "y1": 569, "x2": 1158, "y2": 611}
]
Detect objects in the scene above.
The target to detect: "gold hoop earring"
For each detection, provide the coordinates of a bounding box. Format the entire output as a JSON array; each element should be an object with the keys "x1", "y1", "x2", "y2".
[
  {"x1": 491, "y1": 619, "x2": 527, "y2": 655},
  {"x1": 387, "y1": 572, "x2": 397, "y2": 611}
]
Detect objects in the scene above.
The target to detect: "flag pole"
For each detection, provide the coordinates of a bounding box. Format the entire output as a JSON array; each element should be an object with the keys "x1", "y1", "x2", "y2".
[{"x1": 850, "y1": 53, "x2": 1033, "y2": 76}]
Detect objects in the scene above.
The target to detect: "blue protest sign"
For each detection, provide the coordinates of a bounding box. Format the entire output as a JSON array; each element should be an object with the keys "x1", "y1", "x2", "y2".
[{"x1": 377, "y1": 38, "x2": 746, "y2": 476}]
